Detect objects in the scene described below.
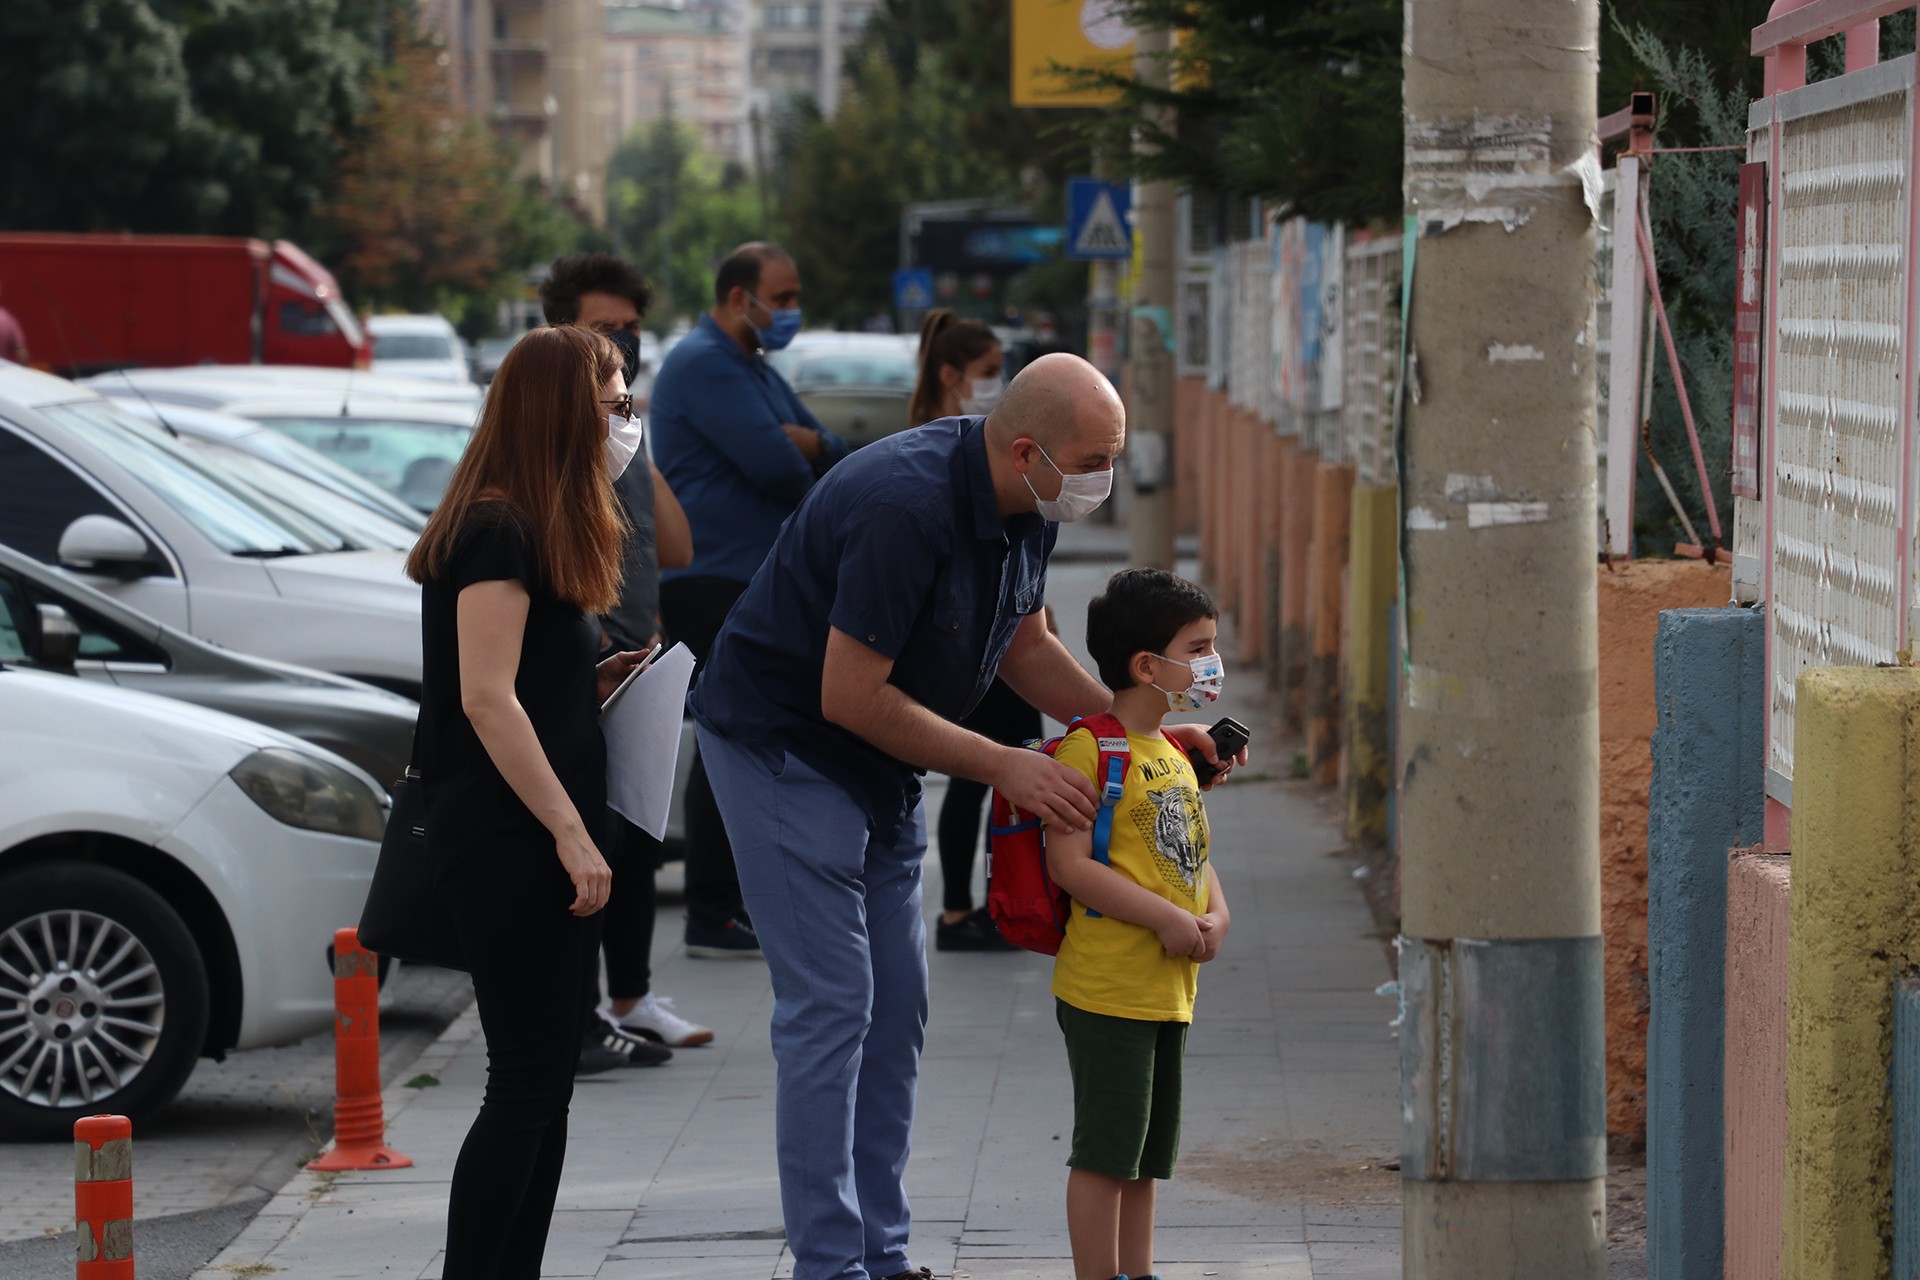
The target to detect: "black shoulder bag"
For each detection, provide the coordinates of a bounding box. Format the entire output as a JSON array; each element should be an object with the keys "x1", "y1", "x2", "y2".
[{"x1": 357, "y1": 762, "x2": 468, "y2": 971}]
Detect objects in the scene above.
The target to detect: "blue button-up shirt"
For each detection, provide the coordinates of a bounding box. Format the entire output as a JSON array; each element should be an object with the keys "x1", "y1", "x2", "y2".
[
  {"x1": 689, "y1": 416, "x2": 1055, "y2": 824},
  {"x1": 650, "y1": 314, "x2": 850, "y2": 587}
]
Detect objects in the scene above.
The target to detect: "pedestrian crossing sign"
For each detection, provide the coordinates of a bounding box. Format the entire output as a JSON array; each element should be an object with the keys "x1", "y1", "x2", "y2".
[
  {"x1": 892, "y1": 268, "x2": 935, "y2": 312},
  {"x1": 1067, "y1": 178, "x2": 1132, "y2": 261}
]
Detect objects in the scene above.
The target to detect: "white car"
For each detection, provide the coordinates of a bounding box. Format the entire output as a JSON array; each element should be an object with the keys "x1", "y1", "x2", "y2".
[
  {"x1": 84, "y1": 364, "x2": 482, "y2": 410},
  {"x1": 0, "y1": 664, "x2": 385, "y2": 1139},
  {"x1": 365, "y1": 314, "x2": 471, "y2": 385},
  {"x1": 88, "y1": 374, "x2": 479, "y2": 513},
  {"x1": 107, "y1": 399, "x2": 428, "y2": 532},
  {"x1": 0, "y1": 364, "x2": 424, "y2": 697},
  {"x1": 207, "y1": 397, "x2": 478, "y2": 513}
]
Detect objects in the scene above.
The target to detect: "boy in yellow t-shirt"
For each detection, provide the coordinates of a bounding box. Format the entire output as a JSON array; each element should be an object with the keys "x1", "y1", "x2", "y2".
[{"x1": 1046, "y1": 568, "x2": 1231, "y2": 1280}]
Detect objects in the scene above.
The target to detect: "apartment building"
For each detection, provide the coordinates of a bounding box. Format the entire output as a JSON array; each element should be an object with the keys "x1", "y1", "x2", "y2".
[
  {"x1": 604, "y1": 3, "x2": 748, "y2": 160},
  {"x1": 747, "y1": 0, "x2": 878, "y2": 119},
  {"x1": 416, "y1": 0, "x2": 612, "y2": 225}
]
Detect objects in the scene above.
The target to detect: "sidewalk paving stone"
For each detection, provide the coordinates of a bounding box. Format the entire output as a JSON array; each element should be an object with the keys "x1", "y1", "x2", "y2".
[{"x1": 194, "y1": 656, "x2": 1399, "y2": 1278}]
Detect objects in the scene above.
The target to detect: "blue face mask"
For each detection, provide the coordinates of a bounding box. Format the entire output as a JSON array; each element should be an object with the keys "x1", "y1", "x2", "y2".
[{"x1": 747, "y1": 293, "x2": 803, "y2": 352}]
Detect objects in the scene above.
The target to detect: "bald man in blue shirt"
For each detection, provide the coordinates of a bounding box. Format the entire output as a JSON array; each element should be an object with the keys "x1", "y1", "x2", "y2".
[{"x1": 690, "y1": 354, "x2": 1236, "y2": 1280}]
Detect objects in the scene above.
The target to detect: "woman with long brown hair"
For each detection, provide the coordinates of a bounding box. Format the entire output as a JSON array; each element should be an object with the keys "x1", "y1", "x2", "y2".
[{"x1": 404, "y1": 324, "x2": 652, "y2": 1278}]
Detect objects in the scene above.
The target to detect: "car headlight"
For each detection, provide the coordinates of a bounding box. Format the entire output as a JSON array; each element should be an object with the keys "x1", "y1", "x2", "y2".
[{"x1": 229, "y1": 748, "x2": 386, "y2": 840}]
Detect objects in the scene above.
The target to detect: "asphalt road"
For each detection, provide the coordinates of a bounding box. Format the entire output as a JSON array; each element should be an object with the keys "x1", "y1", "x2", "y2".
[{"x1": 0, "y1": 959, "x2": 473, "y2": 1279}]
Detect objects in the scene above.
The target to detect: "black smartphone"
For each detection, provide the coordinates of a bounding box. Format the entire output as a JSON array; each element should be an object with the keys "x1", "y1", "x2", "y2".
[{"x1": 1191, "y1": 716, "x2": 1251, "y2": 787}]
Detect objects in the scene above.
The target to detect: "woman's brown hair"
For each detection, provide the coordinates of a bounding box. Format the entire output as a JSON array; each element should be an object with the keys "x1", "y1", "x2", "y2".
[
  {"x1": 405, "y1": 325, "x2": 629, "y2": 614},
  {"x1": 909, "y1": 308, "x2": 999, "y2": 427}
]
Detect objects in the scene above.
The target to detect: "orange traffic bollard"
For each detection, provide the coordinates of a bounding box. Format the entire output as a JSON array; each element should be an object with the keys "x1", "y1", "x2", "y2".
[
  {"x1": 309, "y1": 927, "x2": 413, "y2": 1171},
  {"x1": 74, "y1": 1114, "x2": 133, "y2": 1280}
]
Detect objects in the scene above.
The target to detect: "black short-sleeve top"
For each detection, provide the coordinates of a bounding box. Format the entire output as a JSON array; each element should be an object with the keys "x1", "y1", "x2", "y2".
[{"x1": 415, "y1": 501, "x2": 606, "y2": 856}]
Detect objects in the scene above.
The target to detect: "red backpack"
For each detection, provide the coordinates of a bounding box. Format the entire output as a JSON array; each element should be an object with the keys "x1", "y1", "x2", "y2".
[{"x1": 987, "y1": 713, "x2": 1143, "y2": 956}]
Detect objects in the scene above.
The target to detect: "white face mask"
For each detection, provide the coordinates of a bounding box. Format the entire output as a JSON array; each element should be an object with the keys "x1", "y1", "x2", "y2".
[
  {"x1": 1150, "y1": 650, "x2": 1225, "y2": 712},
  {"x1": 960, "y1": 377, "x2": 1003, "y2": 416},
  {"x1": 1022, "y1": 441, "x2": 1113, "y2": 523},
  {"x1": 605, "y1": 412, "x2": 643, "y2": 480}
]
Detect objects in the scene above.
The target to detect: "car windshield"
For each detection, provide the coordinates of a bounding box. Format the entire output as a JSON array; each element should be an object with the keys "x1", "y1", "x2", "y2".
[
  {"x1": 253, "y1": 416, "x2": 473, "y2": 512},
  {"x1": 230, "y1": 429, "x2": 427, "y2": 529},
  {"x1": 375, "y1": 334, "x2": 458, "y2": 361},
  {"x1": 181, "y1": 439, "x2": 416, "y2": 551},
  {"x1": 39, "y1": 402, "x2": 334, "y2": 557},
  {"x1": 789, "y1": 353, "x2": 918, "y2": 391}
]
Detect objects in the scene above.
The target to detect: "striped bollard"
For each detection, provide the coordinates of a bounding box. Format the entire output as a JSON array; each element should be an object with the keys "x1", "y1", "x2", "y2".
[
  {"x1": 74, "y1": 1114, "x2": 133, "y2": 1280},
  {"x1": 308, "y1": 927, "x2": 412, "y2": 1171}
]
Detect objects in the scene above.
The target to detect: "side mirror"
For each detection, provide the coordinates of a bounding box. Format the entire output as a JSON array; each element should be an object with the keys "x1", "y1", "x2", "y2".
[
  {"x1": 57, "y1": 515, "x2": 159, "y2": 579},
  {"x1": 35, "y1": 603, "x2": 79, "y2": 674}
]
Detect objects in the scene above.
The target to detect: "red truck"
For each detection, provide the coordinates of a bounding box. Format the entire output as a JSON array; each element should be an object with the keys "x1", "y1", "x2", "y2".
[{"x1": 0, "y1": 232, "x2": 371, "y2": 376}]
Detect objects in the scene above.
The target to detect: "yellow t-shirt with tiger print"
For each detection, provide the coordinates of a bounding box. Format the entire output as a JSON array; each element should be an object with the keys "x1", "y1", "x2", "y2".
[{"x1": 1048, "y1": 726, "x2": 1211, "y2": 1023}]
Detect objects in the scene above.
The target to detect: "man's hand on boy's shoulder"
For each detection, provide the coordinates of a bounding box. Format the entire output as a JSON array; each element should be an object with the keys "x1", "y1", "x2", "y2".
[{"x1": 995, "y1": 745, "x2": 1099, "y2": 832}]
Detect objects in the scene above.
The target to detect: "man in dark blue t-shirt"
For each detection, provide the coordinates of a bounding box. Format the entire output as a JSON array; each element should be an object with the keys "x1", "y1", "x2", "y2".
[
  {"x1": 652, "y1": 242, "x2": 850, "y2": 956},
  {"x1": 691, "y1": 354, "x2": 1232, "y2": 1280}
]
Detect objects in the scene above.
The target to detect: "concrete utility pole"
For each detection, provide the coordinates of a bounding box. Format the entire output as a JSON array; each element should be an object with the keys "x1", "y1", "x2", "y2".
[
  {"x1": 1127, "y1": 24, "x2": 1177, "y2": 571},
  {"x1": 1398, "y1": 1, "x2": 1607, "y2": 1275}
]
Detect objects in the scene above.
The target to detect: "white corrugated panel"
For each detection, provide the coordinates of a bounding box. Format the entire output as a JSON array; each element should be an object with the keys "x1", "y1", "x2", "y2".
[
  {"x1": 1342, "y1": 235, "x2": 1402, "y2": 485},
  {"x1": 1595, "y1": 167, "x2": 1616, "y2": 554},
  {"x1": 1768, "y1": 88, "x2": 1909, "y2": 781}
]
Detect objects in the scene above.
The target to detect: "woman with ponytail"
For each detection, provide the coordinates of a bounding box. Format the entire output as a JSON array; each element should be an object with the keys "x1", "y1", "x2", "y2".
[
  {"x1": 909, "y1": 309, "x2": 1035, "y2": 952},
  {"x1": 908, "y1": 308, "x2": 1004, "y2": 428}
]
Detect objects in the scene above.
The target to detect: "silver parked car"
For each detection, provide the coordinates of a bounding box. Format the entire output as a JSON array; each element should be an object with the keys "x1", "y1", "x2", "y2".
[{"x1": 0, "y1": 542, "x2": 417, "y2": 785}]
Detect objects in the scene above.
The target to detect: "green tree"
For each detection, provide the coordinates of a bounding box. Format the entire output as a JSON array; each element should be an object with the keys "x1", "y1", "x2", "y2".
[
  {"x1": 323, "y1": 23, "x2": 549, "y2": 315},
  {"x1": 159, "y1": 0, "x2": 376, "y2": 239},
  {"x1": 768, "y1": 0, "x2": 1100, "y2": 327},
  {"x1": 0, "y1": 0, "x2": 376, "y2": 236},
  {"x1": 608, "y1": 120, "x2": 764, "y2": 327}
]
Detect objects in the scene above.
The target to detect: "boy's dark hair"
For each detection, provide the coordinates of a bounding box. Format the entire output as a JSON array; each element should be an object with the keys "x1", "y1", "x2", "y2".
[
  {"x1": 1085, "y1": 569, "x2": 1218, "y2": 692},
  {"x1": 539, "y1": 253, "x2": 654, "y2": 324},
  {"x1": 713, "y1": 242, "x2": 790, "y2": 305}
]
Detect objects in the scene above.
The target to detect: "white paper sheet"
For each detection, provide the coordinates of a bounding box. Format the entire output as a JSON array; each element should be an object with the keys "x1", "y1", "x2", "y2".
[{"x1": 602, "y1": 641, "x2": 696, "y2": 840}]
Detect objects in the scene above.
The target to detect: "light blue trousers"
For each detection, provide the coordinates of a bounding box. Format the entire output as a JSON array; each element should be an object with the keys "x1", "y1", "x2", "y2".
[{"x1": 698, "y1": 726, "x2": 930, "y2": 1280}]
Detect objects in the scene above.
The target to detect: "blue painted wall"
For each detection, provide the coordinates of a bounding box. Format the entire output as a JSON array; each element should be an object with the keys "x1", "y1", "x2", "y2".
[{"x1": 1646, "y1": 606, "x2": 1764, "y2": 1280}]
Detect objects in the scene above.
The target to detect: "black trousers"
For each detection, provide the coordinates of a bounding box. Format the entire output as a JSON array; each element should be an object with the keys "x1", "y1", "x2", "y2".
[
  {"x1": 438, "y1": 830, "x2": 597, "y2": 1280},
  {"x1": 937, "y1": 679, "x2": 1043, "y2": 915},
  {"x1": 585, "y1": 813, "x2": 660, "y2": 1009},
  {"x1": 660, "y1": 575, "x2": 749, "y2": 930}
]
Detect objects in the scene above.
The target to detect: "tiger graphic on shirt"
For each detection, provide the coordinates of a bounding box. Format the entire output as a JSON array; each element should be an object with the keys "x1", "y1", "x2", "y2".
[{"x1": 1127, "y1": 772, "x2": 1208, "y2": 897}]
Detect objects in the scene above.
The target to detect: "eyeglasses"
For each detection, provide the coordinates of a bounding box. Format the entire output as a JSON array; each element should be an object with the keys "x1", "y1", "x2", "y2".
[
  {"x1": 592, "y1": 320, "x2": 642, "y2": 335},
  {"x1": 601, "y1": 394, "x2": 633, "y2": 417}
]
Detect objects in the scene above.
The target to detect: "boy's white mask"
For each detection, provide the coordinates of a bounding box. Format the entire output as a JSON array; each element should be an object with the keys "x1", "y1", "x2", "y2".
[{"x1": 1150, "y1": 651, "x2": 1225, "y2": 712}]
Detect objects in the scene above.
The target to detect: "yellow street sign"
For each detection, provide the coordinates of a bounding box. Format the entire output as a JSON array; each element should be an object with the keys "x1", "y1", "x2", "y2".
[{"x1": 1012, "y1": 0, "x2": 1135, "y2": 108}]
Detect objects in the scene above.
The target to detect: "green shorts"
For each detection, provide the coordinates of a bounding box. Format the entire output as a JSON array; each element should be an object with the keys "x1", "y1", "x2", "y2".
[{"x1": 1055, "y1": 999, "x2": 1188, "y2": 1180}]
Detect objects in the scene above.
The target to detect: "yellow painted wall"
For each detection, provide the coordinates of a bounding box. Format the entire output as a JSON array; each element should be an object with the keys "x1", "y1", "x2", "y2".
[
  {"x1": 1785, "y1": 667, "x2": 1920, "y2": 1278},
  {"x1": 1344, "y1": 483, "x2": 1398, "y2": 842}
]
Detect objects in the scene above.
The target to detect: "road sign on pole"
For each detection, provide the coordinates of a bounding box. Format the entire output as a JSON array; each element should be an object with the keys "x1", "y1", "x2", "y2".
[
  {"x1": 892, "y1": 268, "x2": 935, "y2": 312},
  {"x1": 1067, "y1": 178, "x2": 1133, "y2": 261}
]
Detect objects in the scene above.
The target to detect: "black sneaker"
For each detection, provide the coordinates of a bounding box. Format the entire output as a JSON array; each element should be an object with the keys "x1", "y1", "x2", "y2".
[
  {"x1": 935, "y1": 908, "x2": 1015, "y2": 953},
  {"x1": 576, "y1": 1027, "x2": 631, "y2": 1076},
  {"x1": 876, "y1": 1269, "x2": 935, "y2": 1280},
  {"x1": 686, "y1": 915, "x2": 763, "y2": 958},
  {"x1": 599, "y1": 1013, "x2": 675, "y2": 1066}
]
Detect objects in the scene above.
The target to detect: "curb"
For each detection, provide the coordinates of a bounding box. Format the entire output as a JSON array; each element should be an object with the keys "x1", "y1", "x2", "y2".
[{"x1": 188, "y1": 1003, "x2": 484, "y2": 1279}]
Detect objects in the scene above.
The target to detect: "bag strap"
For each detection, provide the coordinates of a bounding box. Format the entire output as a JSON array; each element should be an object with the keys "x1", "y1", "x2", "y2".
[{"x1": 1067, "y1": 713, "x2": 1132, "y2": 920}]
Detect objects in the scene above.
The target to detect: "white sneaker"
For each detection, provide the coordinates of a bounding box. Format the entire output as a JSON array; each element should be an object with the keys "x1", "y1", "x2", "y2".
[{"x1": 620, "y1": 992, "x2": 713, "y2": 1047}]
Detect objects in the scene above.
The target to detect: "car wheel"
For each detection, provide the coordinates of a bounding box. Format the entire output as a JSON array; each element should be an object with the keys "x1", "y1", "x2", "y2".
[{"x1": 0, "y1": 864, "x2": 209, "y2": 1141}]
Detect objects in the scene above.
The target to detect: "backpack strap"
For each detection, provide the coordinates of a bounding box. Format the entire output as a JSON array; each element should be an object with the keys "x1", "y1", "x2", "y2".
[{"x1": 1070, "y1": 713, "x2": 1133, "y2": 920}]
